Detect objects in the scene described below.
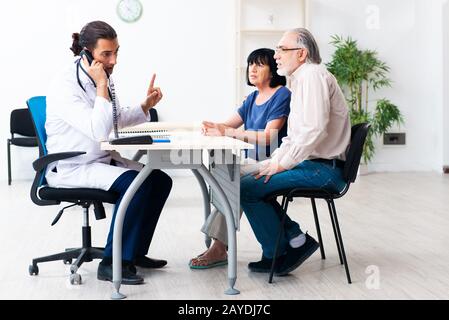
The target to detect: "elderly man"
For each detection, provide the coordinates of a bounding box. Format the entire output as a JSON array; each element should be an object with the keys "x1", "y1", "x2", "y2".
[{"x1": 241, "y1": 28, "x2": 351, "y2": 276}]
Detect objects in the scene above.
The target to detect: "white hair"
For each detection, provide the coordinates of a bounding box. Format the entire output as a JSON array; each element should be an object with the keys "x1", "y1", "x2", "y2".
[{"x1": 288, "y1": 28, "x2": 322, "y2": 64}]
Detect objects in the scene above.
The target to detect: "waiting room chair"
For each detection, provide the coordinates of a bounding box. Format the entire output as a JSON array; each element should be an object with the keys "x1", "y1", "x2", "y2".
[
  {"x1": 26, "y1": 96, "x2": 119, "y2": 285},
  {"x1": 7, "y1": 108, "x2": 38, "y2": 185},
  {"x1": 264, "y1": 123, "x2": 370, "y2": 284}
]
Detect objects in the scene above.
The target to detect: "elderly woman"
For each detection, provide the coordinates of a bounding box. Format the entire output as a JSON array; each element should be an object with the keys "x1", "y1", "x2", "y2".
[{"x1": 190, "y1": 48, "x2": 296, "y2": 269}]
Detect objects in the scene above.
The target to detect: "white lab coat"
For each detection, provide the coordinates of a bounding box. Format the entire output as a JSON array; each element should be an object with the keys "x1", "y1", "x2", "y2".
[{"x1": 45, "y1": 57, "x2": 151, "y2": 191}]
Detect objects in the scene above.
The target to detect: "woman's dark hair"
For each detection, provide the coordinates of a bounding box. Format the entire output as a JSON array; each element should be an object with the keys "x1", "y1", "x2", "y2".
[
  {"x1": 246, "y1": 48, "x2": 286, "y2": 88},
  {"x1": 70, "y1": 21, "x2": 117, "y2": 56}
]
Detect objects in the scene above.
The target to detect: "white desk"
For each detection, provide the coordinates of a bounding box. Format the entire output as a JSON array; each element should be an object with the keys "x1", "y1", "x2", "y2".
[{"x1": 101, "y1": 133, "x2": 253, "y2": 299}]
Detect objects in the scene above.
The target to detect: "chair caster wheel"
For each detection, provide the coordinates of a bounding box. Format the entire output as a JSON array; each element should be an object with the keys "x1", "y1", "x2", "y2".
[
  {"x1": 70, "y1": 273, "x2": 82, "y2": 285},
  {"x1": 63, "y1": 259, "x2": 72, "y2": 265},
  {"x1": 70, "y1": 264, "x2": 79, "y2": 274},
  {"x1": 29, "y1": 265, "x2": 39, "y2": 276}
]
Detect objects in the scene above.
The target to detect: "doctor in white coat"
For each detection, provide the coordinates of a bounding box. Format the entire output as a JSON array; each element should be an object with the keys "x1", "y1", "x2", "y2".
[{"x1": 46, "y1": 21, "x2": 172, "y2": 285}]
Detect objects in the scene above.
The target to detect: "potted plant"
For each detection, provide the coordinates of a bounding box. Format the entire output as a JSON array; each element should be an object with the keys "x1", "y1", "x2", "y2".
[{"x1": 326, "y1": 35, "x2": 404, "y2": 164}]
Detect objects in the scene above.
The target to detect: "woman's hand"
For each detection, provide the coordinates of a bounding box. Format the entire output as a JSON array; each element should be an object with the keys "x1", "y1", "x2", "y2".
[
  {"x1": 202, "y1": 121, "x2": 231, "y2": 136},
  {"x1": 141, "y1": 74, "x2": 163, "y2": 114}
]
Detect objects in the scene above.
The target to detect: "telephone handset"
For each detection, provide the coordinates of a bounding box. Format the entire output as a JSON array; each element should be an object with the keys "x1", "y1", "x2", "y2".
[
  {"x1": 80, "y1": 49, "x2": 109, "y2": 80},
  {"x1": 80, "y1": 49, "x2": 94, "y2": 65},
  {"x1": 79, "y1": 49, "x2": 120, "y2": 138}
]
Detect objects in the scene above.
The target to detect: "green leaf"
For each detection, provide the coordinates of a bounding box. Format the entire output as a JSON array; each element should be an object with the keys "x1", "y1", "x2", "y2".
[
  {"x1": 326, "y1": 35, "x2": 404, "y2": 163},
  {"x1": 372, "y1": 99, "x2": 404, "y2": 135}
]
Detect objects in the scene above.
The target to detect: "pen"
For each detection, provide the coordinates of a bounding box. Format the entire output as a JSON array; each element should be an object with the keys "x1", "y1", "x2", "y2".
[{"x1": 153, "y1": 139, "x2": 171, "y2": 143}]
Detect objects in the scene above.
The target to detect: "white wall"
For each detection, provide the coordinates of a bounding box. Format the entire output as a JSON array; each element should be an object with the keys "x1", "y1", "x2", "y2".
[
  {"x1": 0, "y1": 0, "x2": 236, "y2": 182},
  {"x1": 1, "y1": 0, "x2": 447, "y2": 182},
  {"x1": 309, "y1": 0, "x2": 446, "y2": 172},
  {"x1": 443, "y1": 0, "x2": 449, "y2": 167}
]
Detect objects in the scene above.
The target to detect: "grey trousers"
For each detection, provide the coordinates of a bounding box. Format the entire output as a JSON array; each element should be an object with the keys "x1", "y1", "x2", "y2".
[{"x1": 200, "y1": 158, "x2": 264, "y2": 245}]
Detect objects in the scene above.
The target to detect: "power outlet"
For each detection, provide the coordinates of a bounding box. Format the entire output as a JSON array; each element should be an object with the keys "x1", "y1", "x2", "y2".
[{"x1": 384, "y1": 133, "x2": 406, "y2": 145}]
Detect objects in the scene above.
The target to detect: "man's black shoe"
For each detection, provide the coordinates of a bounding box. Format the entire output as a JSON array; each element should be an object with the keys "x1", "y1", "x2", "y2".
[
  {"x1": 97, "y1": 263, "x2": 144, "y2": 285},
  {"x1": 248, "y1": 255, "x2": 285, "y2": 273},
  {"x1": 276, "y1": 233, "x2": 319, "y2": 276},
  {"x1": 129, "y1": 264, "x2": 137, "y2": 275},
  {"x1": 135, "y1": 256, "x2": 167, "y2": 269}
]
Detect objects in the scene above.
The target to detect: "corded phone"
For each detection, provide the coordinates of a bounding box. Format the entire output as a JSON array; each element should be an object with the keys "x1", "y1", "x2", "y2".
[
  {"x1": 80, "y1": 49, "x2": 95, "y2": 69},
  {"x1": 79, "y1": 49, "x2": 154, "y2": 145}
]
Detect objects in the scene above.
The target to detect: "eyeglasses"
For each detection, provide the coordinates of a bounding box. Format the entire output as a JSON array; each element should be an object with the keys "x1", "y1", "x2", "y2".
[{"x1": 275, "y1": 46, "x2": 303, "y2": 54}]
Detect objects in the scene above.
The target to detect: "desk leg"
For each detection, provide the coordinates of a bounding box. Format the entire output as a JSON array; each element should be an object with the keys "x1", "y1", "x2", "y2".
[
  {"x1": 132, "y1": 150, "x2": 146, "y2": 162},
  {"x1": 111, "y1": 165, "x2": 154, "y2": 300},
  {"x1": 197, "y1": 165, "x2": 240, "y2": 295},
  {"x1": 191, "y1": 169, "x2": 211, "y2": 249}
]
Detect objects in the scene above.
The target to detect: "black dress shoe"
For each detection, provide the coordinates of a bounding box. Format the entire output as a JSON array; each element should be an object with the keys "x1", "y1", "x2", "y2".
[
  {"x1": 248, "y1": 255, "x2": 285, "y2": 273},
  {"x1": 276, "y1": 233, "x2": 319, "y2": 276},
  {"x1": 97, "y1": 263, "x2": 144, "y2": 285},
  {"x1": 129, "y1": 264, "x2": 137, "y2": 275},
  {"x1": 135, "y1": 256, "x2": 167, "y2": 269}
]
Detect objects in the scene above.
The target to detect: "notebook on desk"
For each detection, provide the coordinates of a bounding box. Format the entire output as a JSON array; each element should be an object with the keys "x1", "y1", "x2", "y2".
[
  {"x1": 112, "y1": 122, "x2": 202, "y2": 144},
  {"x1": 118, "y1": 122, "x2": 202, "y2": 134},
  {"x1": 118, "y1": 128, "x2": 171, "y2": 143}
]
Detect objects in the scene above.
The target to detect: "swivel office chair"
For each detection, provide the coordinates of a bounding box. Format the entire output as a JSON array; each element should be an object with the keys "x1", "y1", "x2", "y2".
[
  {"x1": 26, "y1": 96, "x2": 119, "y2": 285},
  {"x1": 7, "y1": 108, "x2": 38, "y2": 185},
  {"x1": 264, "y1": 123, "x2": 370, "y2": 284}
]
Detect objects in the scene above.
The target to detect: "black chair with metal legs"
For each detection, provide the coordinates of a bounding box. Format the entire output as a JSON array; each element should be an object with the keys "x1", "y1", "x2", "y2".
[
  {"x1": 7, "y1": 108, "x2": 38, "y2": 185},
  {"x1": 27, "y1": 96, "x2": 119, "y2": 285},
  {"x1": 264, "y1": 123, "x2": 370, "y2": 284}
]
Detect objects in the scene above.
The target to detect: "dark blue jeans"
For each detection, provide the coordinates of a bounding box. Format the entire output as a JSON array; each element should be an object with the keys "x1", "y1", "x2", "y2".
[
  {"x1": 104, "y1": 169, "x2": 172, "y2": 262},
  {"x1": 241, "y1": 160, "x2": 346, "y2": 259}
]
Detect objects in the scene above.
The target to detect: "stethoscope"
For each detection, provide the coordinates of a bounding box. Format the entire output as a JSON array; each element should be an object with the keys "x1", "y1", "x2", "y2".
[
  {"x1": 75, "y1": 56, "x2": 119, "y2": 138},
  {"x1": 75, "y1": 56, "x2": 113, "y2": 100}
]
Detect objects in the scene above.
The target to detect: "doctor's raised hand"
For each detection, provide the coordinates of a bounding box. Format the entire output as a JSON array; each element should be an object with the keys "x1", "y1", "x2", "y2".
[{"x1": 141, "y1": 74, "x2": 163, "y2": 115}]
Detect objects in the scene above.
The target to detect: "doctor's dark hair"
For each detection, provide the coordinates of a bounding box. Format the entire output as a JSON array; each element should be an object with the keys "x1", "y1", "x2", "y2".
[
  {"x1": 246, "y1": 48, "x2": 286, "y2": 88},
  {"x1": 70, "y1": 21, "x2": 117, "y2": 56}
]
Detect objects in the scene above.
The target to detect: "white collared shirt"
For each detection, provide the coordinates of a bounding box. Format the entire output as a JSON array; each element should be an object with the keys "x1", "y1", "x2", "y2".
[
  {"x1": 271, "y1": 63, "x2": 351, "y2": 170},
  {"x1": 44, "y1": 57, "x2": 151, "y2": 190}
]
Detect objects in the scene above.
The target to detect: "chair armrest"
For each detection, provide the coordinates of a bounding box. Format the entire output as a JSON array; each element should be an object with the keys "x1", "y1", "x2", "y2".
[{"x1": 32, "y1": 152, "x2": 86, "y2": 171}]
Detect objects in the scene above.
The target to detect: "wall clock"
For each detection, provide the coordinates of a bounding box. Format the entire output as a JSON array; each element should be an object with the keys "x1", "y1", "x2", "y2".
[{"x1": 117, "y1": 0, "x2": 143, "y2": 23}]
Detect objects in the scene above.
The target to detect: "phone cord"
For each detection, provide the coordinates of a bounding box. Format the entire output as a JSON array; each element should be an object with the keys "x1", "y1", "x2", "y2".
[{"x1": 109, "y1": 80, "x2": 119, "y2": 139}]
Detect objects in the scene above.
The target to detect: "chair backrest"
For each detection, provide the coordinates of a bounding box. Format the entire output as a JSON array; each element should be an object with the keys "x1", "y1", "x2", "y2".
[
  {"x1": 26, "y1": 96, "x2": 48, "y2": 157},
  {"x1": 10, "y1": 108, "x2": 37, "y2": 137},
  {"x1": 149, "y1": 108, "x2": 158, "y2": 122},
  {"x1": 26, "y1": 96, "x2": 59, "y2": 206},
  {"x1": 342, "y1": 123, "x2": 370, "y2": 183}
]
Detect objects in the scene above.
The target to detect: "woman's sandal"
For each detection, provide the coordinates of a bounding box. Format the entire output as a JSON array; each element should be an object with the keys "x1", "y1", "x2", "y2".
[{"x1": 188, "y1": 255, "x2": 228, "y2": 269}]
